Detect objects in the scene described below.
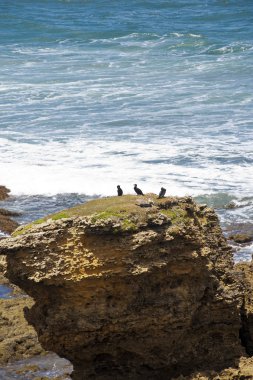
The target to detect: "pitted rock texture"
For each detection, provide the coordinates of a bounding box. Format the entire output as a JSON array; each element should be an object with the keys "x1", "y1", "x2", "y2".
[
  {"x1": 0, "y1": 296, "x2": 45, "y2": 365},
  {"x1": 0, "y1": 196, "x2": 245, "y2": 379}
]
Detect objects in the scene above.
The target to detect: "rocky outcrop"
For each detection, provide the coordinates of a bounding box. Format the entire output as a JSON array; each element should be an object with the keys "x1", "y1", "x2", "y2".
[
  {"x1": 0, "y1": 208, "x2": 19, "y2": 235},
  {"x1": 0, "y1": 186, "x2": 19, "y2": 234},
  {"x1": 0, "y1": 195, "x2": 246, "y2": 379},
  {"x1": 0, "y1": 185, "x2": 10, "y2": 201}
]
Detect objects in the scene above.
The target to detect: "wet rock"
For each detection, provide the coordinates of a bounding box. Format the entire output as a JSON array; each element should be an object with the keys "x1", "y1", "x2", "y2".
[
  {"x1": 225, "y1": 201, "x2": 237, "y2": 209},
  {"x1": 135, "y1": 198, "x2": 154, "y2": 207},
  {"x1": 224, "y1": 223, "x2": 253, "y2": 249},
  {"x1": 229, "y1": 233, "x2": 253, "y2": 244}
]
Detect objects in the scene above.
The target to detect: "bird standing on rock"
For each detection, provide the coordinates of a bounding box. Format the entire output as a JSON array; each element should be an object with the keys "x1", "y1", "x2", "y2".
[
  {"x1": 134, "y1": 184, "x2": 144, "y2": 195},
  {"x1": 117, "y1": 185, "x2": 123, "y2": 196},
  {"x1": 158, "y1": 187, "x2": 166, "y2": 198}
]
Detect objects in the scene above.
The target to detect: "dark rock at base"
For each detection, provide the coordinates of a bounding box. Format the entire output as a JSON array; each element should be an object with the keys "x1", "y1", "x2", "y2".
[{"x1": 172, "y1": 357, "x2": 253, "y2": 379}]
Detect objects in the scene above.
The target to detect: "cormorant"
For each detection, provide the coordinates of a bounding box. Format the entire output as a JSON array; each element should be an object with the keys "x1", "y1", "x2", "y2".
[
  {"x1": 134, "y1": 184, "x2": 144, "y2": 195},
  {"x1": 158, "y1": 187, "x2": 166, "y2": 198},
  {"x1": 117, "y1": 185, "x2": 123, "y2": 196}
]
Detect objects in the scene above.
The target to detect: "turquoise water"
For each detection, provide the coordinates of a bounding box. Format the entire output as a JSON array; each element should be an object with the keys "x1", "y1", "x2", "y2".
[{"x1": 0, "y1": 1, "x2": 253, "y2": 259}]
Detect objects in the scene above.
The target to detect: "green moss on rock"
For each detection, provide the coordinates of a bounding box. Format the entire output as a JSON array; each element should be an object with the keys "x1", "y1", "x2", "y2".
[
  {"x1": 90, "y1": 210, "x2": 126, "y2": 223},
  {"x1": 11, "y1": 195, "x2": 196, "y2": 237},
  {"x1": 121, "y1": 219, "x2": 138, "y2": 232},
  {"x1": 51, "y1": 212, "x2": 69, "y2": 221},
  {"x1": 160, "y1": 207, "x2": 189, "y2": 223}
]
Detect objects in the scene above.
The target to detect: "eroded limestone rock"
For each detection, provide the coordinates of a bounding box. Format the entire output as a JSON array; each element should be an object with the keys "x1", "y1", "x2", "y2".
[{"x1": 0, "y1": 196, "x2": 246, "y2": 379}]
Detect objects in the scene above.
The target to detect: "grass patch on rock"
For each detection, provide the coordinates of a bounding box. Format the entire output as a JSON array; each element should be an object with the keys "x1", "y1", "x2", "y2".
[
  {"x1": 12, "y1": 194, "x2": 193, "y2": 236},
  {"x1": 160, "y1": 207, "x2": 189, "y2": 223}
]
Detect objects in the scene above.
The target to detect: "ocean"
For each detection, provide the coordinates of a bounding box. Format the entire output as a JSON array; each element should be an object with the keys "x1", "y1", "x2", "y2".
[{"x1": 0, "y1": 0, "x2": 253, "y2": 261}]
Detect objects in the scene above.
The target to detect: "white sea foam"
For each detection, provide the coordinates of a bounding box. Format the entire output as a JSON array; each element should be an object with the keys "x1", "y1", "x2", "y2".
[
  {"x1": 1, "y1": 135, "x2": 253, "y2": 197},
  {"x1": 0, "y1": 7, "x2": 252, "y2": 204},
  {"x1": 0, "y1": 230, "x2": 8, "y2": 238}
]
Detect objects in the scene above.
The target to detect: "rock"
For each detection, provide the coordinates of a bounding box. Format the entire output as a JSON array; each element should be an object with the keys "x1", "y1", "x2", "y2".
[
  {"x1": 0, "y1": 186, "x2": 19, "y2": 234},
  {"x1": 0, "y1": 296, "x2": 45, "y2": 365},
  {"x1": 0, "y1": 196, "x2": 246, "y2": 379},
  {"x1": 0, "y1": 186, "x2": 10, "y2": 201},
  {"x1": 198, "y1": 204, "x2": 207, "y2": 211},
  {"x1": 228, "y1": 233, "x2": 253, "y2": 244},
  {"x1": 225, "y1": 201, "x2": 237, "y2": 209},
  {"x1": 235, "y1": 262, "x2": 253, "y2": 356},
  {"x1": 0, "y1": 208, "x2": 20, "y2": 217},
  {"x1": 224, "y1": 223, "x2": 253, "y2": 247},
  {"x1": 0, "y1": 209, "x2": 19, "y2": 235},
  {"x1": 135, "y1": 198, "x2": 154, "y2": 208}
]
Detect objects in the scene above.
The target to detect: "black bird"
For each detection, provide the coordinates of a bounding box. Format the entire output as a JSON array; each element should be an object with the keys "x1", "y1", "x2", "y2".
[
  {"x1": 158, "y1": 187, "x2": 166, "y2": 199},
  {"x1": 117, "y1": 185, "x2": 123, "y2": 196},
  {"x1": 134, "y1": 184, "x2": 144, "y2": 195}
]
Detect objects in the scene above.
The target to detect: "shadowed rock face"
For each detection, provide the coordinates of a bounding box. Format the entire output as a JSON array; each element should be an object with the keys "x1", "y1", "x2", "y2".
[
  {"x1": 236, "y1": 262, "x2": 253, "y2": 358},
  {"x1": 0, "y1": 196, "x2": 245, "y2": 379}
]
